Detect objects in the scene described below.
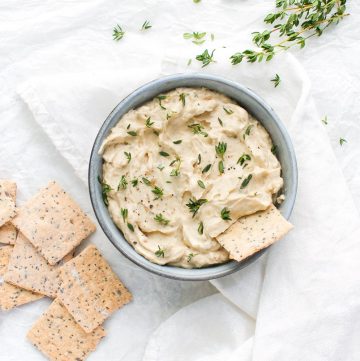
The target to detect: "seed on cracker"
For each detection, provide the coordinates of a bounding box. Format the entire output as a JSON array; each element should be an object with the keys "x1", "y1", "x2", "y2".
[
  {"x1": 0, "y1": 180, "x2": 17, "y2": 227},
  {"x1": 27, "y1": 298, "x2": 105, "y2": 361},
  {"x1": 58, "y1": 244, "x2": 132, "y2": 333},
  {"x1": 4, "y1": 232, "x2": 73, "y2": 298},
  {"x1": 0, "y1": 245, "x2": 43, "y2": 311},
  {"x1": 0, "y1": 222, "x2": 17, "y2": 245},
  {"x1": 217, "y1": 204, "x2": 293, "y2": 262},
  {"x1": 12, "y1": 181, "x2": 96, "y2": 265}
]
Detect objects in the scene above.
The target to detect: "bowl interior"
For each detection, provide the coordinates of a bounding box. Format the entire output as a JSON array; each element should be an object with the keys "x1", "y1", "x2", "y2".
[{"x1": 89, "y1": 73, "x2": 297, "y2": 281}]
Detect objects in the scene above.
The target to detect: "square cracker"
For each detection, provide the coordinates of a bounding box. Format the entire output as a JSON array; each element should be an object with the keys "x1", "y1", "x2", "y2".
[
  {"x1": 0, "y1": 180, "x2": 17, "y2": 227},
  {"x1": 27, "y1": 298, "x2": 105, "y2": 361},
  {"x1": 4, "y1": 233, "x2": 73, "y2": 298},
  {"x1": 0, "y1": 222, "x2": 17, "y2": 244},
  {"x1": 217, "y1": 204, "x2": 293, "y2": 262},
  {"x1": 58, "y1": 244, "x2": 132, "y2": 333},
  {"x1": 0, "y1": 245, "x2": 43, "y2": 311},
  {"x1": 12, "y1": 181, "x2": 96, "y2": 265}
]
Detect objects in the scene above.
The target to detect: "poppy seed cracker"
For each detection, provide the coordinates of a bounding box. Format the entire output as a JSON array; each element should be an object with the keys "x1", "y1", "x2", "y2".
[
  {"x1": 217, "y1": 204, "x2": 293, "y2": 262},
  {"x1": 0, "y1": 180, "x2": 17, "y2": 227},
  {"x1": 58, "y1": 244, "x2": 132, "y2": 333},
  {"x1": 4, "y1": 233, "x2": 73, "y2": 298},
  {"x1": 27, "y1": 298, "x2": 105, "y2": 361},
  {"x1": 0, "y1": 245, "x2": 43, "y2": 310},
  {"x1": 12, "y1": 181, "x2": 96, "y2": 265}
]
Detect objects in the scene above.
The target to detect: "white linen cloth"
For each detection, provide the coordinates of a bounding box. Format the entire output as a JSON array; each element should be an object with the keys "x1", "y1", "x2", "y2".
[{"x1": 0, "y1": 1, "x2": 359, "y2": 360}]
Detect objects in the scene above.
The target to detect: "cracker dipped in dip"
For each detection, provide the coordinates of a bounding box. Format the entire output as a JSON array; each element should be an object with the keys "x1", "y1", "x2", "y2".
[{"x1": 99, "y1": 87, "x2": 283, "y2": 268}]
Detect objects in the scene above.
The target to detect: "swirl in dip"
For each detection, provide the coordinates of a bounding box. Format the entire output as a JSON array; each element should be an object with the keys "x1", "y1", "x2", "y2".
[{"x1": 99, "y1": 87, "x2": 283, "y2": 268}]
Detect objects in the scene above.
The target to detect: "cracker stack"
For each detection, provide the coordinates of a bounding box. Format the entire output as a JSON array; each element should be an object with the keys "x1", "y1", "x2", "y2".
[{"x1": 0, "y1": 180, "x2": 132, "y2": 361}]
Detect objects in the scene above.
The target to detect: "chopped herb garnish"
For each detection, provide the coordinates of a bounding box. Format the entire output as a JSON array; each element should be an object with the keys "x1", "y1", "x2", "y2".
[
  {"x1": 124, "y1": 151, "x2": 131, "y2": 163},
  {"x1": 117, "y1": 175, "x2": 128, "y2": 190},
  {"x1": 173, "y1": 139, "x2": 182, "y2": 144},
  {"x1": 112, "y1": 25, "x2": 125, "y2": 41},
  {"x1": 120, "y1": 208, "x2": 128, "y2": 222},
  {"x1": 153, "y1": 130, "x2": 159, "y2": 136},
  {"x1": 271, "y1": 145, "x2": 278, "y2": 155},
  {"x1": 221, "y1": 207, "x2": 231, "y2": 221},
  {"x1": 196, "y1": 49, "x2": 215, "y2": 67},
  {"x1": 193, "y1": 0, "x2": 201, "y2": 3},
  {"x1": 127, "y1": 131, "x2": 137, "y2": 137},
  {"x1": 159, "y1": 151, "x2": 170, "y2": 157},
  {"x1": 223, "y1": 106, "x2": 233, "y2": 115},
  {"x1": 183, "y1": 32, "x2": 206, "y2": 45},
  {"x1": 197, "y1": 180, "x2": 205, "y2": 189},
  {"x1": 142, "y1": 177, "x2": 151, "y2": 186},
  {"x1": 271, "y1": 74, "x2": 281, "y2": 87},
  {"x1": 322, "y1": 116, "x2": 328, "y2": 125},
  {"x1": 186, "y1": 198, "x2": 208, "y2": 217},
  {"x1": 179, "y1": 93, "x2": 187, "y2": 106},
  {"x1": 152, "y1": 186, "x2": 164, "y2": 199},
  {"x1": 215, "y1": 142, "x2": 227, "y2": 174},
  {"x1": 240, "y1": 174, "x2": 253, "y2": 189},
  {"x1": 157, "y1": 164, "x2": 165, "y2": 171},
  {"x1": 188, "y1": 123, "x2": 208, "y2": 137},
  {"x1": 202, "y1": 164, "x2": 211, "y2": 173},
  {"x1": 218, "y1": 117, "x2": 223, "y2": 127},
  {"x1": 218, "y1": 161, "x2": 224, "y2": 174},
  {"x1": 340, "y1": 137, "x2": 347, "y2": 146},
  {"x1": 97, "y1": 176, "x2": 112, "y2": 206},
  {"x1": 145, "y1": 117, "x2": 154, "y2": 128},
  {"x1": 237, "y1": 153, "x2": 251, "y2": 166},
  {"x1": 197, "y1": 222, "x2": 204, "y2": 235},
  {"x1": 197, "y1": 154, "x2": 202, "y2": 165},
  {"x1": 156, "y1": 95, "x2": 167, "y2": 110},
  {"x1": 141, "y1": 20, "x2": 152, "y2": 30},
  {"x1": 131, "y1": 178, "x2": 138, "y2": 187},
  {"x1": 127, "y1": 124, "x2": 130, "y2": 129},
  {"x1": 243, "y1": 125, "x2": 253, "y2": 139},
  {"x1": 170, "y1": 157, "x2": 181, "y2": 177},
  {"x1": 127, "y1": 223, "x2": 134, "y2": 232},
  {"x1": 154, "y1": 213, "x2": 170, "y2": 225},
  {"x1": 155, "y1": 245, "x2": 165, "y2": 258}
]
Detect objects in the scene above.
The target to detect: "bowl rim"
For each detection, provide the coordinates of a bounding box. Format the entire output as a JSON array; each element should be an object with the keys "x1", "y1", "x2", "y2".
[{"x1": 88, "y1": 73, "x2": 298, "y2": 281}]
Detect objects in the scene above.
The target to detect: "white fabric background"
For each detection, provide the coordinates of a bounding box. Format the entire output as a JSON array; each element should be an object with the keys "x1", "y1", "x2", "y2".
[{"x1": 0, "y1": 1, "x2": 359, "y2": 361}]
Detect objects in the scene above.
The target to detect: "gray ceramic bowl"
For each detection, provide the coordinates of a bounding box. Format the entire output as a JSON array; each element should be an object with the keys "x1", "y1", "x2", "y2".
[{"x1": 89, "y1": 73, "x2": 297, "y2": 281}]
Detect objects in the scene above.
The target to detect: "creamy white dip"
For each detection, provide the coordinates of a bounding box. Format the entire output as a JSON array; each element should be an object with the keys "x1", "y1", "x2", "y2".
[{"x1": 100, "y1": 87, "x2": 283, "y2": 268}]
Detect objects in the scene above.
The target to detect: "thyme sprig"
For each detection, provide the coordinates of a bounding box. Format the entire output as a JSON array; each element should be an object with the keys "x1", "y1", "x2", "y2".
[
  {"x1": 215, "y1": 142, "x2": 227, "y2": 174},
  {"x1": 118, "y1": 175, "x2": 128, "y2": 190},
  {"x1": 271, "y1": 74, "x2": 281, "y2": 87},
  {"x1": 186, "y1": 198, "x2": 208, "y2": 217},
  {"x1": 145, "y1": 117, "x2": 154, "y2": 128},
  {"x1": 196, "y1": 49, "x2": 215, "y2": 67},
  {"x1": 155, "y1": 245, "x2": 165, "y2": 258},
  {"x1": 188, "y1": 123, "x2": 208, "y2": 137},
  {"x1": 221, "y1": 207, "x2": 231, "y2": 221},
  {"x1": 230, "y1": 0, "x2": 349, "y2": 64},
  {"x1": 183, "y1": 31, "x2": 207, "y2": 45},
  {"x1": 152, "y1": 186, "x2": 164, "y2": 199},
  {"x1": 141, "y1": 20, "x2": 152, "y2": 31},
  {"x1": 154, "y1": 213, "x2": 170, "y2": 225},
  {"x1": 112, "y1": 25, "x2": 125, "y2": 41},
  {"x1": 97, "y1": 176, "x2": 112, "y2": 206}
]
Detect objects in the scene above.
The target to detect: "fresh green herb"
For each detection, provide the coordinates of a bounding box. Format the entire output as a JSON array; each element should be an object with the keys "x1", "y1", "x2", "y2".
[
  {"x1": 141, "y1": 20, "x2": 152, "y2": 31},
  {"x1": 215, "y1": 142, "x2": 227, "y2": 174},
  {"x1": 145, "y1": 116, "x2": 154, "y2": 128},
  {"x1": 322, "y1": 116, "x2": 328, "y2": 125},
  {"x1": 218, "y1": 161, "x2": 224, "y2": 174},
  {"x1": 156, "y1": 95, "x2": 167, "y2": 110},
  {"x1": 112, "y1": 25, "x2": 125, "y2": 41},
  {"x1": 179, "y1": 93, "x2": 187, "y2": 106},
  {"x1": 218, "y1": 117, "x2": 223, "y2": 127},
  {"x1": 197, "y1": 154, "x2": 202, "y2": 165},
  {"x1": 237, "y1": 153, "x2": 251, "y2": 166},
  {"x1": 187, "y1": 58, "x2": 192, "y2": 66},
  {"x1": 187, "y1": 253, "x2": 197, "y2": 262},
  {"x1": 159, "y1": 151, "x2": 170, "y2": 157},
  {"x1": 186, "y1": 198, "x2": 208, "y2": 217},
  {"x1": 271, "y1": 145, "x2": 278, "y2": 155},
  {"x1": 153, "y1": 130, "x2": 159, "y2": 136},
  {"x1": 243, "y1": 125, "x2": 253, "y2": 139},
  {"x1": 117, "y1": 175, "x2": 128, "y2": 190},
  {"x1": 127, "y1": 223, "x2": 135, "y2": 232},
  {"x1": 157, "y1": 165, "x2": 165, "y2": 171},
  {"x1": 152, "y1": 186, "x2": 164, "y2": 199},
  {"x1": 121, "y1": 208, "x2": 128, "y2": 222},
  {"x1": 196, "y1": 49, "x2": 215, "y2": 67},
  {"x1": 198, "y1": 221, "x2": 204, "y2": 235},
  {"x1": 230, "y1": 0, "x2": 349, "y2": 64},
  {"x1": 131, "y1": 178, "x2": 138, "y2": 187},
  {"x1": 202, "y1": 164, "x2": 211, "y2": 173},
  {"x1": 127, "y1": 131, "x2": 137, "y2": 137},
  {"x1": 124, "y1": 151, "x2": 131, "y2": 163},
  {"x1": 197, "y1": 180, "x2": 206, "y2": 189},
  {"x1": 220, "y1": 207, "x2": 231, "y2": 221},
  {"x1": 188, "y1": 123, "x2": 208, "y2": 137},
  {"x1": 154, "y1": 213, "x2": 170, "y2": 225},
  {"x1": 223, "y1": 106, "x2": 233, "y2": 115},
  {"x1": 271, "y1": 74, "x2": 281, "y2": 87},
  {"x1": 240, "y1": 174, "x2": 253, "y2": 189},
  {"x1": 155, "y1": 245, "x2": 165, "y2": 258},
  {"x1": 170, "y1": 158, "x2": 181, "y2": 177},
  {"x1": 183, "y1": 31, "x2": 207, "y2": 45},
  {"x1": 339, "y1": 137, "x2": 347, "y2": 146},
  {"x1": 193, "y1": 0, "x2": 201, "y2": 3},
  {"x1": 173, "y1": 139, "x2": 182, "y2": 144},
  {"x1": 142, "y1": 177, "x2": 151, "y2": 186},
  {"x1": 97, "y1": 176, "x2": 112, "y2": 206}
]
